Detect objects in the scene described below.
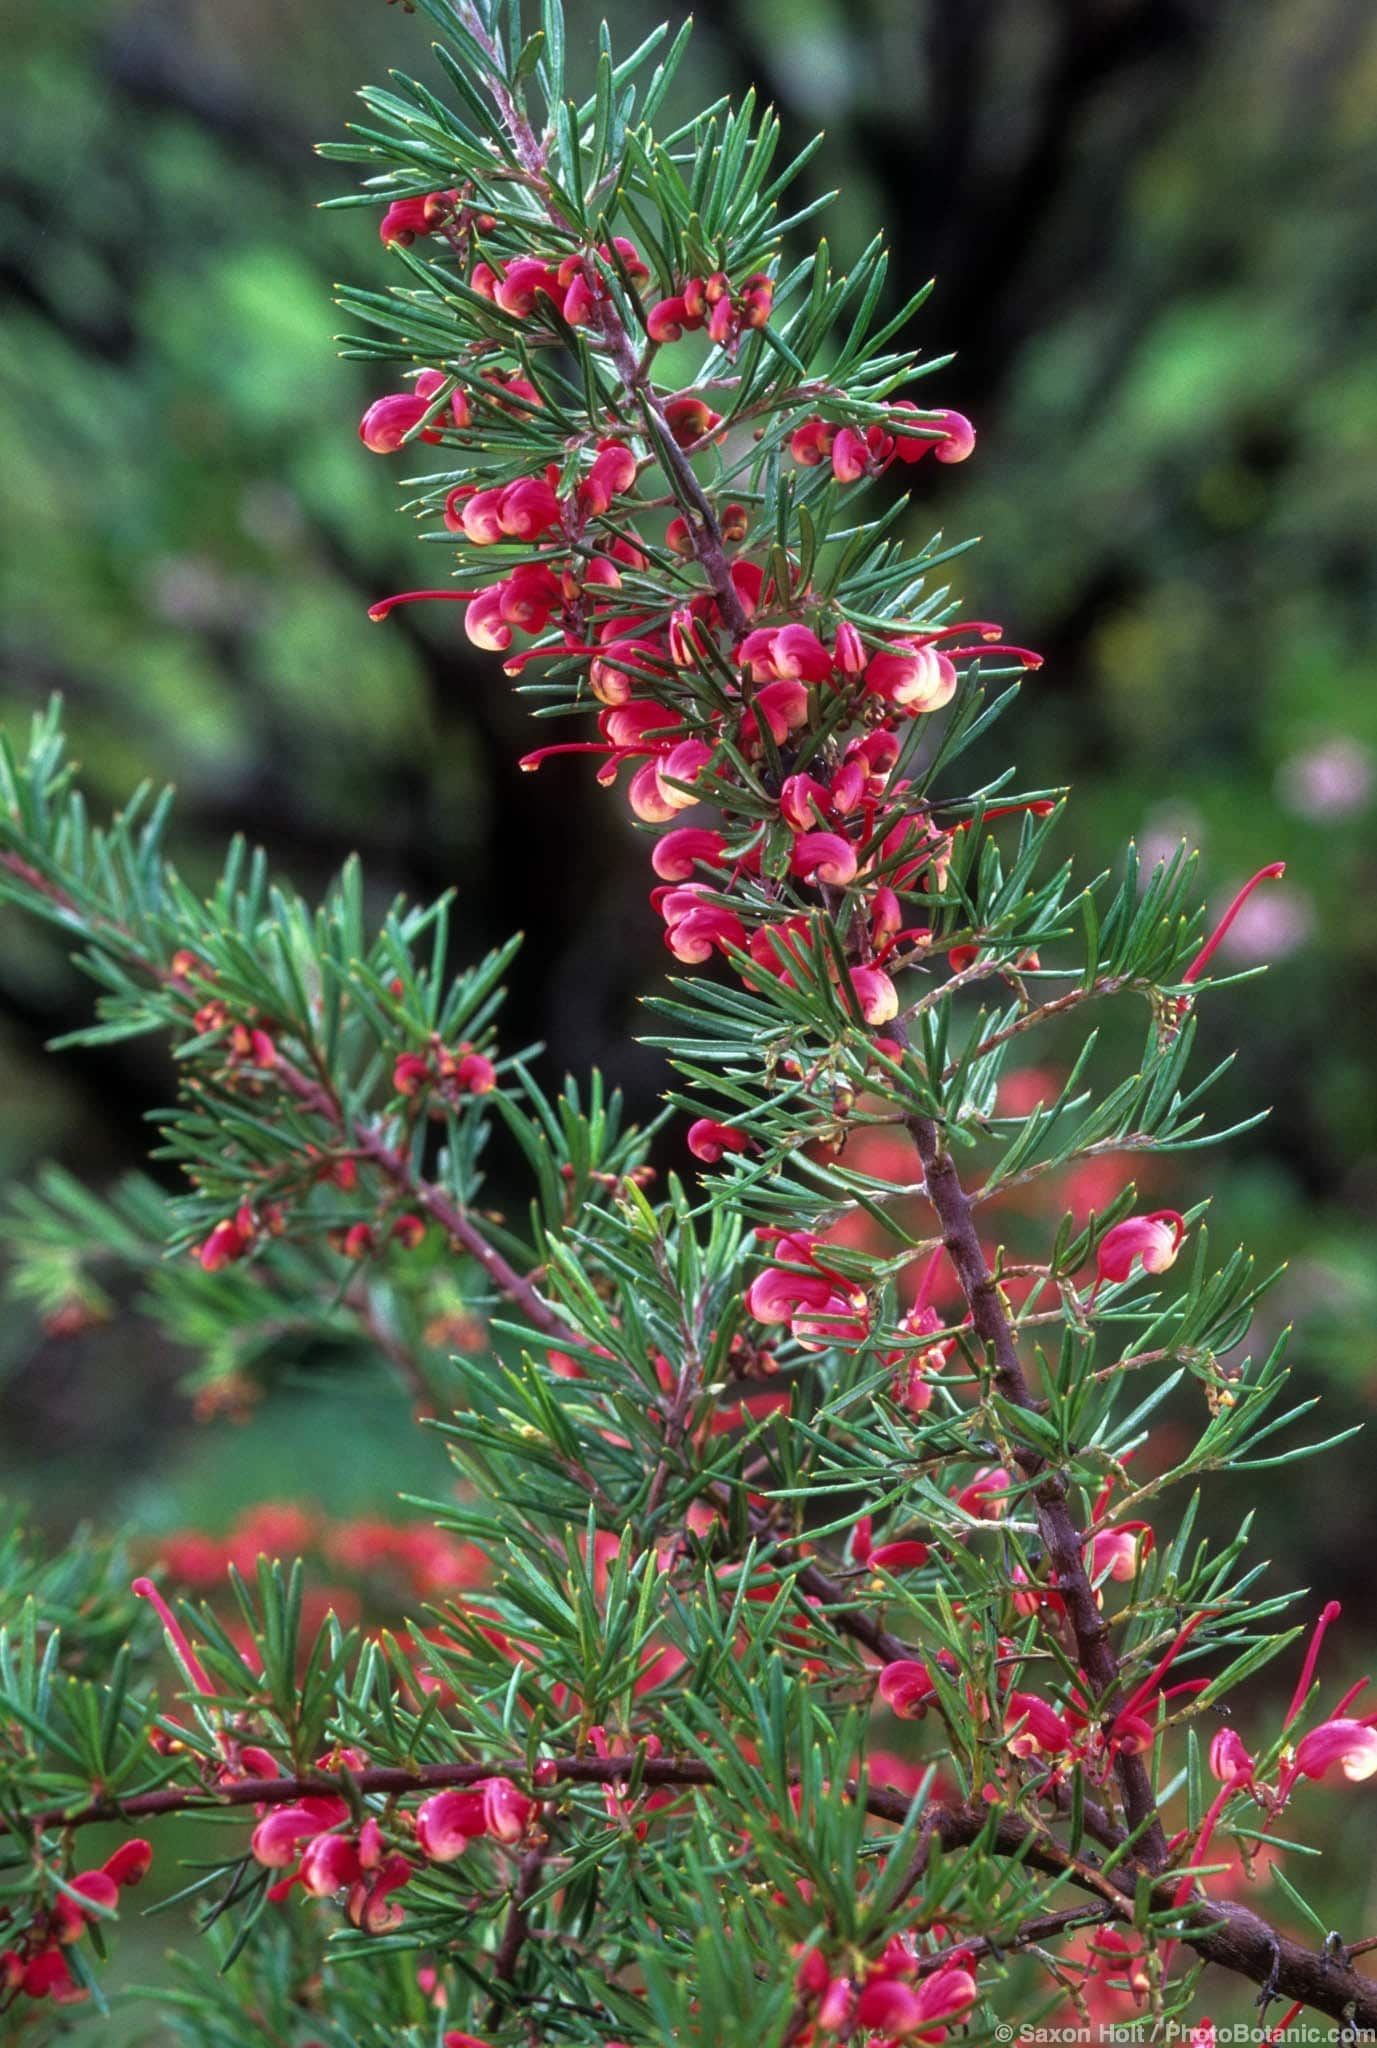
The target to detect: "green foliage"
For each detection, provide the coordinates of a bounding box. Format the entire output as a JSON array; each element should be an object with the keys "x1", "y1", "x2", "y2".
[{"x1": 0, "y1": 2, "x2": 1372, "y2": 2043}]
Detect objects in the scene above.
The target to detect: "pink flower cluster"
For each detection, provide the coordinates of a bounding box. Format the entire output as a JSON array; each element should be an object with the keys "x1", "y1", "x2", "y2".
[
  {"x1": 249, "y1": 1767, "x2": 536, "y2": 1932},
  {"x1": 790, "y1": 402, "x2": 976, "y2": 480},
  {"x1": 1, "y1": 1840, "x2": 151, "y2": 2009},
  {"x1": 745, "y1": 1228, "x2": 871, "y2": 1350},
  {"x1": 795, "y1": 1936, "x2": 977, "y2": 2042}
]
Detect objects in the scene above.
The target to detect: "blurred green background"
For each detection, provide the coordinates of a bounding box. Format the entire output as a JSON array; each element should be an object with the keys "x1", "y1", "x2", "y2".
[{"x1": 3, "y1": 0, "x2": 1377, "y2": 2025}]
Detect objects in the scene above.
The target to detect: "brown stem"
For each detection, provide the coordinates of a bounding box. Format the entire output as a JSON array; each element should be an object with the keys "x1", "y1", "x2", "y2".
[
  {"x1": 916, "y1": 1901, "x2": 1117, "y2": 1977},
  {"x1": 787, "y1": 1551, "x2": 921, "y2": 1667},
  {"x1": 23, "y1": 1754, "x2": 714, "y2": 1832},
  {"x1": 18, "y1": 1743, "x2": 1376, "y2": 2018},
  {"x1": 487, "y1": 1842, "x2": 548, "y2": 2019},
  {"x1": 892, "y1": 1018, "x2": 1168, "y2": 1867},
  {"x1": 941, "y1": 975, "x2": 1128, "y2": 1080},
  {"x1": 273, "y1": 1055, "x2": 574, "y2": 1345},
  {"x1": 590, "y1": 299, "x2": 752, "y2": 639}
]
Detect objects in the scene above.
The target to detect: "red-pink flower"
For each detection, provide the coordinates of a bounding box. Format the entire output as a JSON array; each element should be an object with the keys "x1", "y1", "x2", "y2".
[
  {"x1": 876, "y1": 1659, "x2": 944, "y2": 1719},
  {"x1": 890, "y1": 403, "x2": 976, "y2": 465},
  {"x1": 850, "y1": 962, "x2": 898, "y2": 1024},
  {"x1": 1182, "y1": 862, "x2": 1287, "y2": 984},
  {"x1": 654, "y1": 737, "x2": 714, "y2": 812},
  {"x1": 770, "y1": 623, "x2": 832, "y2": 681},
  {"x1": 359, "y1": 392, "x2": 442, "y2": 454},
  {"x1": 951, "y1": 1465, "x2": 1010, "y2": 1519},
  {"x1": 1208, "y1": 1728, "x2": 1254, "y2": 1783},
  {"x1": 464, "y1": 587, "x2": 513, "y2": 652},
  {"x1": 780, "y1": 773, "x2": 832, "y2": 832},
  {"x1": 662, "y1": 394, "x2": 721, "y2": 446},
  {"x1": 748, "y1": 677, "x2": 810, "y2": 744},
  {"x1": 651, "y1": 828, "x2": 727, "y2": 881},
  {"x1": 347, "y1": 1850, "x2": 412, "y2": 1933},
  {"x1": 864, "y1": 642, "x2": 958, "y2": 713},
  {"x1": 1004, "y1": 1690, "x2": 1072, "y2": 1758},
  {"x1": 378, "y1": 189, "x2": 456, "y2": 245},
  {"x1": 628, "y1": 760, "x2": 680, "y2": 824},
  {"x1": 1095, "y1": 1210, "x2": 1185, "y2": 1288},
  {"x1": 659, "y1": 887, "x2": 746, "y2": 964},
  {"x1": 868, "y1": 1539, "x2": 930, "y2": 1572},
  {"x1": 738, "y1": 623, "x2": 833, "y2": 684},
  {"x1": 932, "y1": 408, "x2": 976, "y2": 462},
  {"x1": 833, "y1": 620, "x2": 867, "y2": 673},
  {"x1": 792, "y1": 831, "x2": 858, "y2": 887},
  {"x1": 745, "y1": 1230, "x2": 869, "y2": 1349},
  {"x1": 687, "y1": 1119, "x2": 751, "y2": 1164},
  {"x1": 853, "y1": 1965, "x2": 977, "y2": 2038},
  {"x1": 581, "y1": 440, "x2": 639, "y2": 515},
  {"x1": 59, "y1": 1870, "x2": 118, "y2": 1928},
  {"x1": 498, "y1": 475, "x2": 563, "y2": 540},
  {"x1": 483, "y1": 1776, "x2": 535, "y2": 1842},
  {"x1": 885, "y1": 1303, "x2": 954, "y2": 1414},
  {"x1": 250, "y1": 1798, "x2": 349, "y2": 1869},
  {"x1": 647, "y1": 294, "x2": 702, "y2": 342},
  {"x1": 198, "y1": 1212, "x2": 252, "y2": 1273},
  {"x1": 101, "y1": 1839, "x2": 153, "y2": 1889},
  {"x1": 494, "y1": 256, "x2": 561, "y2": 317},
  {"x1": 298, "y1": 1832, "x2": 363, "y2": 1897},
  {"x1": 589, "y1": 636, "x2": 669, "y2": 707},
  {"x1": 393, "y1": 1051, "x2": 431, "y2": 1095},
  {"x1": 414, "y1": 368, "x2": 470, "y2": 428},
  {"x1": 830, "y1": 425, "x2": 872, "y2": 482},
  {"x1": 457, "y1": 488, "x2": 506, "y2": 544},
  {"x1": 415, "y1": 1787, "x2": 486, "y2": 1861},
  {"x1": 499, "y1": 563, "x2": 562, "y2": 630},
  {"x1": 1090, "y1": 1522, "x2": 1154, "y2": 1583},
  {"x1": 1290, "y1": 1718, "x2": 1377, "y2": 1785},
  {"x1": 441, "y1": 1047, "x2": 496, "y2": 1095},
  {"x1": 789, "y1": 416, "x2": 834, "y2": 466},
  {"x1": 20, "y1": 1950, "x2": 83, "y2": 2003}
]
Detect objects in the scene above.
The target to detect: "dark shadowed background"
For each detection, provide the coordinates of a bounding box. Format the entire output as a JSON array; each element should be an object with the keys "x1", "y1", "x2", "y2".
[{"x1": 4, "y1": 0, "x2": 1377, "y2": 2013}]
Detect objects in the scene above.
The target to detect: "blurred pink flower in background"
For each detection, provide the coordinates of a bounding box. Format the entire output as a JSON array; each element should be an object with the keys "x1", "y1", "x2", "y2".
[
  {"x1": 1210, "y1": 878, "x2": 1313, "y2": 965},
  {"x1": 1278, "y1": 738, "x2": 1373, "y2": 821}
]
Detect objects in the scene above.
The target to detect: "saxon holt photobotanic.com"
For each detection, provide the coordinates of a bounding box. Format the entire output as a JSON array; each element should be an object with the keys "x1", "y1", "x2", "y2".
[{"x1": 0, "y1": 2, "x2": 1371, "y2": 2043}]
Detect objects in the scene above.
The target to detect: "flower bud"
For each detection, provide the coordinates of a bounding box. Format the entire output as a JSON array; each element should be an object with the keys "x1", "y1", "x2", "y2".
[
  {"x1": 832, "y1": 620, "x2": 866, "y2": 674},
  {"x1": 358, "y1": 392, "x2": 439, "y2": 454},
  {"x1": 198, "y1": 1216, "x2": 250, "y2": 1273},
  {"x1": 662, "y1": 395, "x2": 721, "y2": 447},
  {"x1": 102, "y1": 1839, "x2": 153, "y2": 1889}
]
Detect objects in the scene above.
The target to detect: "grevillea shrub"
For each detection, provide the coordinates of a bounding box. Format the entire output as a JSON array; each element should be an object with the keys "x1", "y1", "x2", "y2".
[{"x1": 0, "y1": 4, "x2": 1369, "y2": 2043}]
